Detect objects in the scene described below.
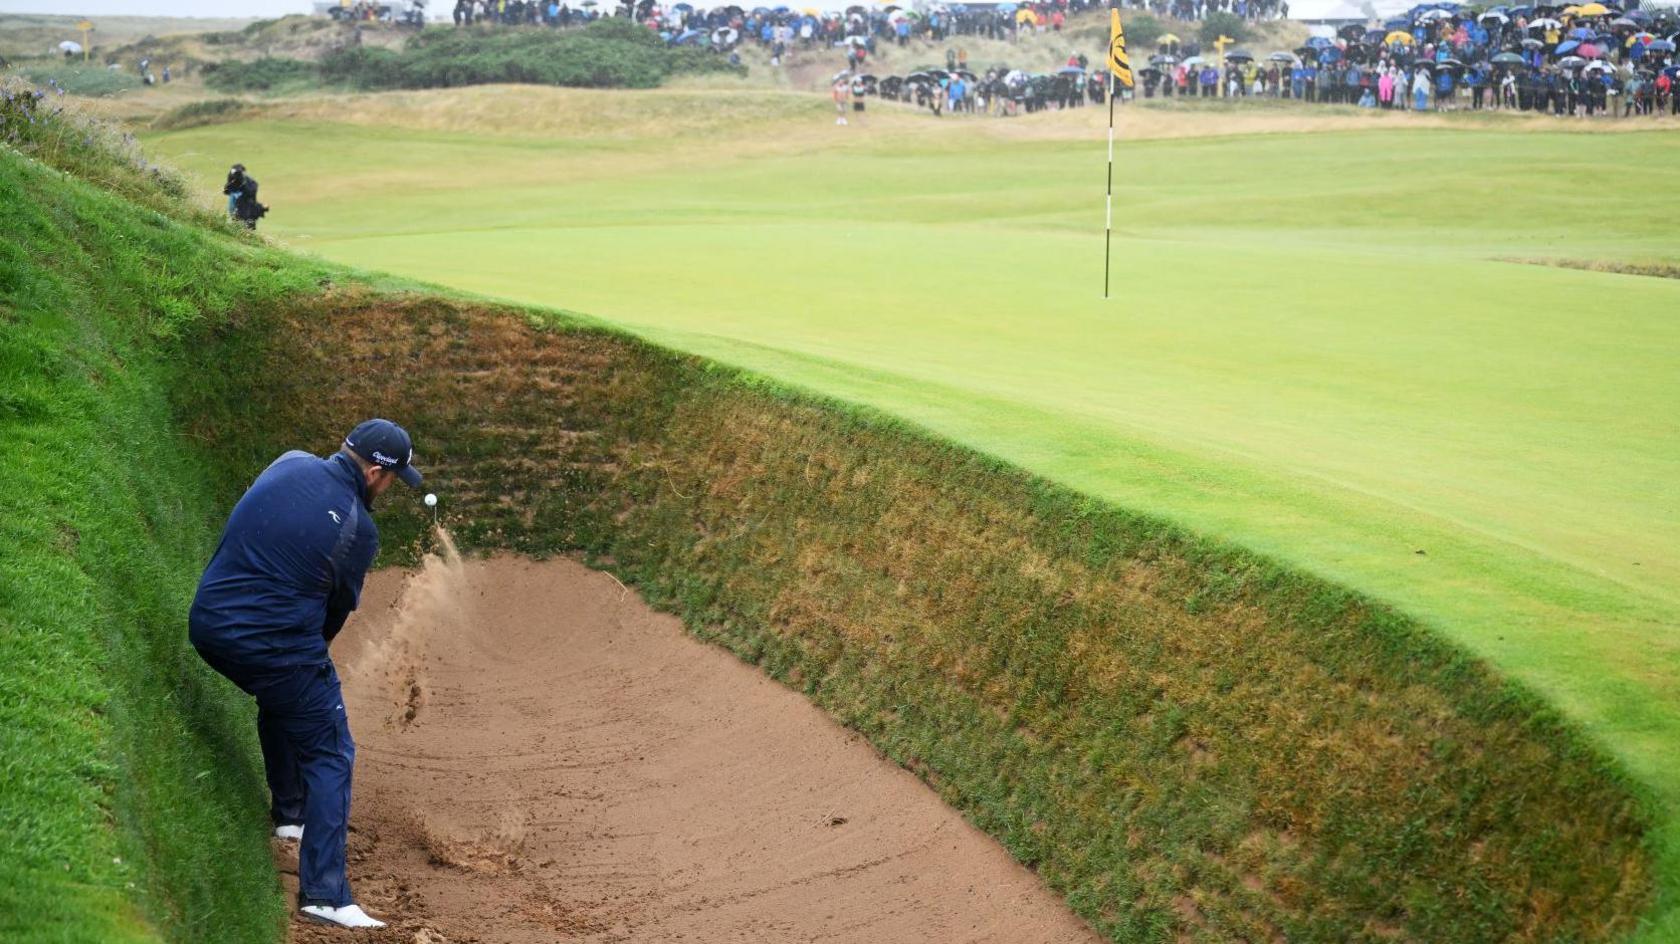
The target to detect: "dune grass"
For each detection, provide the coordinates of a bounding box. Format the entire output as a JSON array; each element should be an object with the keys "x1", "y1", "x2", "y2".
[{"x1": 146, "y1": 97, "x2": 1680, "y2": 940}]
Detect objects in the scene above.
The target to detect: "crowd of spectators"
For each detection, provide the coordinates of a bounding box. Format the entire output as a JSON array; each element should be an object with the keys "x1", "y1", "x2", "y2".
[
  {"x1": 357, "y1": 0, "x2": 1679, "y2": 120},
  {"x1": 1131, "y1": 2, "x2": 1679, "y2": 117}
]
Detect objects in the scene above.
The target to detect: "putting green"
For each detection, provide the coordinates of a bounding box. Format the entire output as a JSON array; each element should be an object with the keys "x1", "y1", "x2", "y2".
[{"x1": 148, "y1": 90, "x2": 1680, "y2": 937}]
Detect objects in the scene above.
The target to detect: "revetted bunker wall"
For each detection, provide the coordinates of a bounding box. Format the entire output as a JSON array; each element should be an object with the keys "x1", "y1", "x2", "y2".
[{"x1": 180, "y1": 294, "x2": 1651, "y2": 944}]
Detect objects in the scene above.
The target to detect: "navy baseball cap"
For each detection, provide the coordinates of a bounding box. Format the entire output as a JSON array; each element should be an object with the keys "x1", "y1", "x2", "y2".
[{"x1": 343, "y1": 419, "x2": 423, "y2": 487}]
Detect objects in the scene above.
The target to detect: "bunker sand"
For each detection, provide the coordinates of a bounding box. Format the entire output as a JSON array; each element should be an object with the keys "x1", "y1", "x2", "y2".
[{"x1": 284, "y1": 540, "x2": 1102, "y2": 943}]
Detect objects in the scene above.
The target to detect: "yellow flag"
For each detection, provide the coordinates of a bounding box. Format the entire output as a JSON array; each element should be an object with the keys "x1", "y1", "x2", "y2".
[{"x1": 1108, "y1": 9, "x2": 1134, "y2": 89}]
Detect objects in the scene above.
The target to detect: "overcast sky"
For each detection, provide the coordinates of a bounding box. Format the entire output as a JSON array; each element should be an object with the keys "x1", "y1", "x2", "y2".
[{"x1": 0, "y1": 0, "x2": 311, "y2": 17}]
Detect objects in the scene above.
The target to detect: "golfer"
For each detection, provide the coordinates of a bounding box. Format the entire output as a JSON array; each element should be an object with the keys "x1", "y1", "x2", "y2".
[{"x1": 189, "y1": 419, "x2": 424, "y2": 930}]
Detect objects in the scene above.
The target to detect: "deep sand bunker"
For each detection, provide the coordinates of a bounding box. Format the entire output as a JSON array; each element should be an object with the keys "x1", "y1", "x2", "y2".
[{"x1": 283, "y1": 533, "x2": 1102, "y2": 943}]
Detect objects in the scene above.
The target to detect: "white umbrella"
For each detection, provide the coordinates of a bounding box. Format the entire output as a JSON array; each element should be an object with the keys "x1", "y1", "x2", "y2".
[
  {"x1": 1528, "y1": 17, "x2": 1562, "y2": 30},
  {"x1": 57, "y1": 40, "x2": 83, "y2": 54},
  {"x1": 1417, "y1": 9, "x2": 1451, "y2": 21}
]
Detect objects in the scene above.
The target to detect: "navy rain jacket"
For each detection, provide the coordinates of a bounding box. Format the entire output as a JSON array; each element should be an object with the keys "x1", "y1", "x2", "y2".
[{"x1": 189, "y1": 451, "x2": 380, "y2": 668}]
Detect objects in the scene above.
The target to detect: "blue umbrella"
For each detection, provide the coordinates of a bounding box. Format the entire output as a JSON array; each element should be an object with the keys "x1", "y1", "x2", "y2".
[
  {"x1": 1554, "y1": 39, "x2": 1580, "y2": 53},
  {"x1": 674, "y1": 28, "x2": 702, "y2": 43},
  {"x1": 1647, "y1": 39, "x2": 1676, "y2": 52},
  {"x1": 673, "y1": 2, "x2": 693, "y2": 10},
  {"x1": 1056, "y1": 65, "x2": 1085, "y2": 74},
  {"x1": 1567, "y1": 26, "x2": 1593, "y2": 39},
  {"x1": 1306, "y1": 35, "x2": 1335, "y2": 48},
  {"x1": 996, "y1": 2, "x2": 1017, "y2": 10}
]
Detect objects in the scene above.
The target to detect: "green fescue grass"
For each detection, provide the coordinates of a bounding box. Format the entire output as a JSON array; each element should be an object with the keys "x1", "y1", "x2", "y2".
[
  {"x1": 146, "y1": 98, "x2": 1680, "y2": 940},
  {"x1": 0, "y1": 138, "x2": 325, "y2": 941}
]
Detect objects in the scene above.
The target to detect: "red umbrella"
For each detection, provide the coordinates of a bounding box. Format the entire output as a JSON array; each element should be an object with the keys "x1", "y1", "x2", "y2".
[{"x1": 1576, "y1": 41, "x2": 1604, "y2": 57}]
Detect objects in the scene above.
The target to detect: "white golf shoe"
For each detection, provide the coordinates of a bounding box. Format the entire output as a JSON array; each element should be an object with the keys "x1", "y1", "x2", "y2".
[
  {"x1": 273, "y1": 824, "x2": 304, "y2": 841},
  {"x1": 299, "y1": 903, "x2": 386, "y2": 929}
]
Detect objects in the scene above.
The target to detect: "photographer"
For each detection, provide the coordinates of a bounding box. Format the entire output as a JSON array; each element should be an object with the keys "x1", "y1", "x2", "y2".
[{"x1": 223, "y1": 163, "x2": 269, "y2": 231}]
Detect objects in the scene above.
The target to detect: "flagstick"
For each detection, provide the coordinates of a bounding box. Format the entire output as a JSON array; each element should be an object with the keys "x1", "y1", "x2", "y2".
[{"x1": 1104, "y1": 71, "x2": 1116, "y2": 300}]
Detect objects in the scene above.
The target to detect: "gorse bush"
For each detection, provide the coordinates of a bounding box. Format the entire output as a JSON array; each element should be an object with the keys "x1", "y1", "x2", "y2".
[
  {"x1": 325, "y1": 20, "x2": 743, "y2": 90},
  {"x1": 1198, "y1": 11, "x2": 1249, "y2": 45},
  {"x1": 206, "y1": 21, "x2": 742, "y2": 93},
  {"x1": 202, "y1": 56, "x2": 317, "y2": 92}
]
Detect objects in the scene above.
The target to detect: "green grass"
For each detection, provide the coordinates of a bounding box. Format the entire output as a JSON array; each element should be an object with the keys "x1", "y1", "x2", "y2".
[
  {"x1": 0, "y1": 124, "x2": 325, "y2": 942},
  {"x1": 18, "y1": 64, "x2": 142, "y2": 97},
  {"x1": 146, "y1": 99, "x2": 1680, "y2": 940}
]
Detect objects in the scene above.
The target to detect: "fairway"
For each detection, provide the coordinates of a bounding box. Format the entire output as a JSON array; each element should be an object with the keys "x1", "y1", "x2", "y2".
[{"x1": 148, "y1": 90, "x2": 1680, "y2": 936}]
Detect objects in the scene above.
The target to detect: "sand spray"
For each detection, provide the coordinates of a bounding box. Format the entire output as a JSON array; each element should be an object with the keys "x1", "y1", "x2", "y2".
[{"x1": 365, "y1": 525, "x2": 470, "y2": 728}]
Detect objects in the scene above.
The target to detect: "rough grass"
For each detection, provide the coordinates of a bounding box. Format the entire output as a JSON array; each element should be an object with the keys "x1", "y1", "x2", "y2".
[
  {"x1": 0, "y1": 105, "x2": 327, "y2": 943},
  {"x1": 190, "y1": 293, "x2": 1655, "y2": 944}
]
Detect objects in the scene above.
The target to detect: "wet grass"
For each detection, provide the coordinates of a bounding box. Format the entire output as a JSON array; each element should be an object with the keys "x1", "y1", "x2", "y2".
[{"x1": 0, "y1": 101, "x2": 330, "y2": 943}]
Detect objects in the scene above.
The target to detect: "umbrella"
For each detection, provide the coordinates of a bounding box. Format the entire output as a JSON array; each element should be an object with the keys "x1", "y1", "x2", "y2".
[
  {"x1": 1418, "y1": 8, "x2": 1453, "y2": 21},
  {"x1": 996, "y1": 1, "x2": 1016, "y2": 10},
  {"x1": 1158, "y1": 32, "x2": 1181, "y2": 43},
  {"x1": 1224, "y1": 48, "x2": 1254, "y2": 60},
  {"x1": 1647, "y1": 39, "x2": 1676, "y2": 52},
  {"x1": 1479, "y1": 10, "x2": 1508, "y2": 21},
  {"x1": 1576, "y1": 41, "x2": 1603, "y2": 56},
  {"x1": 1338, "y1": 23, "x2": 1365, "y2": 39},
  {"x1": 1566, "y1": 26, "x2": 1593, "y2": 38},
  {"x1": 1528, "y1": 17, "x2": 1562, "y2": 29},
  {"x1": 1553, "y1": 39, "x2": 1580, "y2": 53},
  {"x1": 1182, "y1": 55, "x2": 1206, "y2": 66},
  {"x1": 1573, "y1": 1, "x2": 1609, "y2": 15},
  {"x1": 1626, "y1": 31, "x2": 1654, "y2": 45},
  {"x1": 1319, "y1": 47, "x2": 1344, "y2": 61},
  {"x1": 1491, "y1": 50, "x2": 1527, "y2": 62},
  {"x1": 1015, "y1": 8, "x2": 1038, "y2": 23},
  {"x1": 57, "y1": 39, "x2": 82, "y2": 53},
  {"x1": 1267, "y1": 50, "x2": 1299, "y2": 62},
  {"x1": 1582, "y1": 58, "x2": 1612, "y2": 70},
  {"x1": 1306, "y1": 35, "x2": 1335, "y2": 48},
  {"x1": 1556, "y1": 54, "x2": 1587, "y2": 66},
  {"x1": 1385, "y1": 30, "x2": 1416, "y2": 44},
  {"x1": 1148, "y1": 53, "x2": 1179, "y2": 65},
  {"x1": 1609, "y1": 16, "x2": 1637, "y2": 27},
  {"x1": 1436, "y1": 56, "x2": 1466, "y2": 67},
  {"x1": 1520, "y1": 37, "x2": 1544, "y2": 48},
  {"x1": 1056, "y1": 65, "x2": 1085, "y2": 74}
]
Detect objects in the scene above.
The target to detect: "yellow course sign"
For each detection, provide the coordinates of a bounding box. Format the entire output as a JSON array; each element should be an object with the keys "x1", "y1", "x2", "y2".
[{"x1": 78, "y1": 20, "x2": 93, "y2": 62}]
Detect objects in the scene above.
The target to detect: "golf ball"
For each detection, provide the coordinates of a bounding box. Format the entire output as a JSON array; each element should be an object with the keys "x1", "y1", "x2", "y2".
[{"x1": 424, "y1": 493, "x2": 438, "y2": 507}]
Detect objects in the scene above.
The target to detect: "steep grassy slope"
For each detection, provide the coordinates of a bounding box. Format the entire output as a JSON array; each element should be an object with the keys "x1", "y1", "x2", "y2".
[
  {"x1": 182, "y1": 292, "x2": 1654, "y2": 943},
  {"x1": 0, "y1": 141, "x2": 330, "y2": 941}
]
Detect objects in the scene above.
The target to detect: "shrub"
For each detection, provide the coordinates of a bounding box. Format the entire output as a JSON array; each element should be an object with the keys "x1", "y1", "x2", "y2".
[
  {"x1": 319, "y1": 22, "x2": 744, "y2": 91},
  {"x1": 1198, "y1": 11, "x2": 1249, "y2": 45},
  {"x1": 202, "y1": 56, "x2": 316, "y2": 92},
  {"x1": 1122, "y1": 12, "x2": 1167, "y2": 50}
]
